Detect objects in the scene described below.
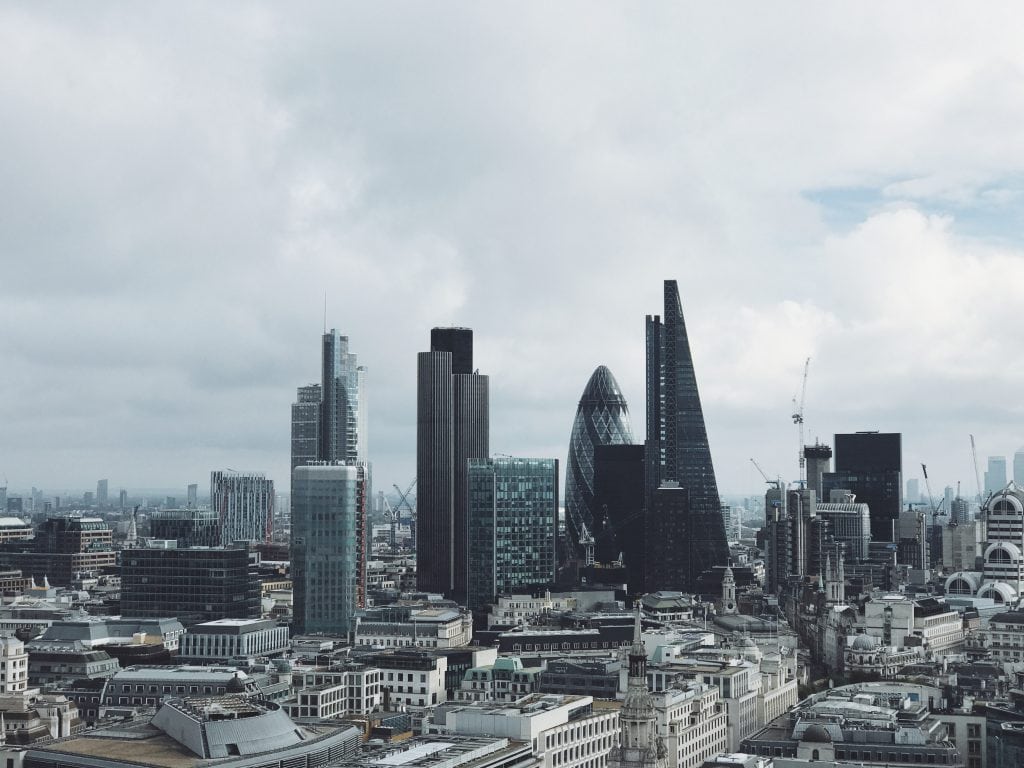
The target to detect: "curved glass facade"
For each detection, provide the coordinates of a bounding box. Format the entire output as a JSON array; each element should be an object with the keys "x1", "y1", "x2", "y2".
[{"x1": 565, "y1": 366, "x2": 634, "y2": 560}]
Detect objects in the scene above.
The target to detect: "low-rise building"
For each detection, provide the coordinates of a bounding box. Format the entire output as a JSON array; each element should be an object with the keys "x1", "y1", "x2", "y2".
[
  {"x1": 355, "y1": 605, "x2": 472, "y2": 649},
  {"x1": 458, "y1": 657, "x2": 543, "y2": 702},
  {"x1": 178, "y1": 618, "x2": 289, "y2": 662}
]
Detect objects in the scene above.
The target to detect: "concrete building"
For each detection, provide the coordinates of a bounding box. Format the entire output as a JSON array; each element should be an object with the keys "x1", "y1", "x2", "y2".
[
  {"x1": 330, "y1": 737, "x2": 535, "y2": 768},
  {"x1": 0, "y1": 635, "x2": 29, "y2": 693},
  {"x1": 288, "y1": 662, "x2": 385, "y2": 716},
  {"x1": 178, "y1": 618, "x2": 289, "y2": 663},
  {"x1": 427, "y1": 694, "x2": 618, "y2": 768},
  {"x1": 741, "y1": 682, "x2": 964, "y2": 766},
  {"x1": 0, "y1": 517, "x2": 33, "y2": 543},
  {"x1": 22, "y1": 695, "x2": 360, "y2": 768},
  {"x1": 355, "y1": 605, "x2": 472, "y2": 649},
  {"x1": 862, "y1": 595, "x2": 964, "y2": 656},
  {"x1": 815, "y1": 501, "x2": 871, "y2": 561}
]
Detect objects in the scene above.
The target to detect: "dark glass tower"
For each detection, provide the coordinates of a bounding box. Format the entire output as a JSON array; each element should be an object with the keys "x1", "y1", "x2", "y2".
[
  {"x1": 467, "y1": 457, "x2": 558, "y2": 612},
  {"x1": 320, "y1": 330, "x2": 367, "y2": 463},
  {"x1": 644, "y1": 280, "x2": 728, "y2": 590},
  {"x1": 417, "y1": 327, "x2": 489, "y2": 601},
  {"x1": 823, "y1": 431, "x2": 902, "y2": 543},
  {"x1": 565, "y1": 366, "x2": 635, "y2": 562},
  {"x1": 593, "y1": 444, "x2": 646, "y2": 592}
]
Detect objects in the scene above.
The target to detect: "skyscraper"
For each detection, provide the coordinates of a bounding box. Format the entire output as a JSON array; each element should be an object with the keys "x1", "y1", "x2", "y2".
[
  {"x1": 565, "y1": 366, "x2": 635, "y2": 562},
  {"x1": 644, "y1": 280, "x2": 728, "y2": 589},
  {"x1": 291, "y1": 463, "x2": 368, "y2": 634},
  {"x1": 320, "y1": 330, "x2": 367, "y2": 464},
  {"x1": 823, "y1": 432, "x2": 902, "y2": 543},
  {"x1": 291, "y1": 383, "x2": 322, "y2": 472},
  {"x1": 466, "y1": 457, "x2": 558, "y2": 612},
  {"x1": 985, "y1": 456, "x2": 1008, "y2": 496},
  {"x1": 210, "y1": 471, "x2": 275, "y2": 543},
  {"x1": 417, "y1": 327, "x2": 489, "y2": 601},
  {"x1": 592, "y1": 443, "x2": 645, "y2": 592},
  {"x1": 1016, "y1": 448, "x2": 1024, "y2": 487},
  {"x1": 96, "y1": 479, "x2": 108, "y2": 505},
  {"x1": 290, "y1": 329, "x2": 367, "y2": 475}
]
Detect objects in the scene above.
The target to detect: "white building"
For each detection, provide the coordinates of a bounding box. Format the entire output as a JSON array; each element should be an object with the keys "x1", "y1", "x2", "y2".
[
  {"x1": 427, "y1": 693, "x2": 617, "y2": 768},
  {"x1": 0, "y1": 636, "x2": 29, "y2": 693},
  {"x1": 487, "y1": 591, "x2": 619, "y2": 627},
  {"x1": 290, "y1": 663, "x2": 385, "y2": 714},
  {"x1": 862, "y1": 594, "x2": 964, "y2": 656},
  {"x1": 179, "y1": 618, "x2": 289, "y2": 662},
  {"x1": 355, "y1": 606, "x2": 472, "y2": 649}
]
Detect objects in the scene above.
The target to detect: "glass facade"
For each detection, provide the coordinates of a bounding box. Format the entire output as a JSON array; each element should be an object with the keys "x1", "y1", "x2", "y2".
[
  {"x1": 644, "y1": 280, "x2": 728, "y2": 589},
  {"x1": 467, "y1": 457, "x2": 558, "y2": 612},
  {"x1": 564, "y1": 366, "x2": 634, "y2": 561},
  {"x1": 291, "y1": 463, "x2": 368, "y2": 635},
  {"x1": 828, "y1": 432, "x2": 903, "y2": 543}
]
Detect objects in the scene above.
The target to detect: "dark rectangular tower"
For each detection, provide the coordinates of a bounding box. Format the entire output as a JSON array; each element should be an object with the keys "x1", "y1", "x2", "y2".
[
  {"x1": 592, "y1": 444, "x2": 645, "y2": 593},
  {"x1": 644, "y1": 280, "x2": 728, "y2": 591},
  {"x1": 824, "y1": 431, "x2": 902, "y2": 543},
  {"x1": 417, "y1": 328, "x2": 489, "y2": 602}
]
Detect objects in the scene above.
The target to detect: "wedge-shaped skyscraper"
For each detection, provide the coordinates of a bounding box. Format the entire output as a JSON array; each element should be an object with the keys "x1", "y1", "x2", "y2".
[
  {"x1": 645, "y1": 279, "x2": 728, "y2": 590},
  {"x1": 565, "y1": 365, "x2": 634, "y2": 562}
]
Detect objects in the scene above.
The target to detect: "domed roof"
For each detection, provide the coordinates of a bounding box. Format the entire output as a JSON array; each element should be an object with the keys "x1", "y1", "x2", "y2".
[
  {"x1": 850, "y1": 634, "x2": 879, "y2": 651},
  {"x1": 801, "y1": 724, "x2": 832, "y2": 743},
  {"x1": 579, "y1": 365, "x2": 630, "y2": 408}
]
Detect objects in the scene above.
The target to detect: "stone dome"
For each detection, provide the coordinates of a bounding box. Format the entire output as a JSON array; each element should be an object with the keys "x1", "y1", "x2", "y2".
[
  {"x1": 850, "y1": 634, "x2": 879, "y2": 651},
  {"x1": 801, "y1": 724, "x2": 832, "y2": 743}
]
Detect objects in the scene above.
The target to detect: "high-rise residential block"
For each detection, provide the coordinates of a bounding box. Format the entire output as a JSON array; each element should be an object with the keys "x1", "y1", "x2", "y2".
[
  {"x1": 644, "y1": 280, "x2": 728, "y2": 590},
  {"x1": 210, "y1": 471, "x2": 274, "y2": 543},
  {"x1": 986, "y1": 456, "x2": 1008, "y2": 496},
  {"x1": 565, "y1": 366, "x2": 634, "y2": 564},
  {"x1": 823, "y1": 431, "x2": 902, "y2": 543},
  {"x1": 417, "y1": 327, "x2": 489, "y2": 601},
  {"x1": 187, "y1": 483, "x2": 198, "y2": 508},
  {"x1": 118, "y1": 489, "x2": 127, "y2": 510},
  {"x1": 291, "y1": 463, "x2": 369, "y2": 635},
  {"x1": 466, "y1": 457, "x2": 558, "y2": 612},
  {"x1": 96, "y1": 479, "x2": 108, "y2": 505}
]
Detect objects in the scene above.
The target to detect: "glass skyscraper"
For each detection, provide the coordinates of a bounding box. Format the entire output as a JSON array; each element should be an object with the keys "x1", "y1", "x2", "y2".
[
  {"x1": 565, "y1": 365, "x2": 634, "y2": 561},
  {"x1": 644, "y1": 279, "x2": 728, "y2": 590},
  {"x1": 291, "y1": 463, "x2": 368, "y2": 635},
  {"x1": 467, "y1": 457, "x2": 558, "y2": 612}
]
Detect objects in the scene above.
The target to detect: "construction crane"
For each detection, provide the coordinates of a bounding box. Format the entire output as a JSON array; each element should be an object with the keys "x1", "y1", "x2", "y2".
[
  {"x1": 750, "y1": 458, "x2": 780, "y2": 489},
  {"x1": 970, "y1": 434, "x2": 983, "y2": 504},
  {"x1": 792, "y1": 357, "x2": 810, "y2": 487},
  {"x1": 921, "y1": 463, "x2": 946, "y2": 526},
  {"x1": 392, "y1": 480, "x2": 417, "y2": 519}
]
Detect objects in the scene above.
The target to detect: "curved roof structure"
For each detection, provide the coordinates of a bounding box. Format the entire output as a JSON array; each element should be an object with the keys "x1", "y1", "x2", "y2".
[{"x1": 564, "y1": 365, "x2": 634, "y2": 559}]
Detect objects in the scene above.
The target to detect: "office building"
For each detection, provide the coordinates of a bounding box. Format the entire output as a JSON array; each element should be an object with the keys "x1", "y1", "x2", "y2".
[
  {"x1": 179, "y1": 619, "x2": 289, "y2": 663},
  {"x1": 1016, "y1": 448, "x2": 1024, "y2": 486},
  {"x1": 210, "y1": 470, "x2": 274, "y2": 543},
  {"x1": 0, "y1": 516, "x2": 116, "y2": 585},
  {"x1": 291, "y1": 463, "x2": 369, "y2": 635},
  {"x1": 96, "y1": 479, "x2": 108, "y2": 505},
  {"x1": 466, "y1": 457, "x2": 557, "y2": 612},
  {"x1": 815, "y1": 500, "x2": 872, "y2": 561},
  {"x1": 823, "y1": 431, "x2": 902, "y2": 543},
  {"x1": 906, "y1": 477, "x2": 920, "y2": 504},
  {"x1": 290, "y1": 383, "x2": 321, "y2": 472},
  {"x1": 986, "y1": 456, "x2": 1008, "y2": 496},
  {"x1": 592, "y1": 443, "x2": 645, "y2": 591},
  {"x1": 565, "y1": 365, "x2": 635, "y2": 562},
  {"x1": 417, "y1": 327, "x2": 489, "y2": 601},
  {"x1": 187, "y1": 483, "x2": 198, "y2": 508},
  {"x1": 803, "y1": 443, "x2": 832, "y2": 499},
  {"x1": 644, "y1": 280, "x2": 728, "y2": 590},
  {"x1": 150, "y1": 507, "x2": 222, "y2": 547},
  {"x1": 120, "y1": 542, "x2": 260, "y2": 625},
  {"x1": 118, "y1": 489, "x2": 127, "y2": 510}
]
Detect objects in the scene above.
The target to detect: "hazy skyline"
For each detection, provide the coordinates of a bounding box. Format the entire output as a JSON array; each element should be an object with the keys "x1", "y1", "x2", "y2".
[{"x1": 3, "y1": 4, "x2": 1024, "y2": 497}]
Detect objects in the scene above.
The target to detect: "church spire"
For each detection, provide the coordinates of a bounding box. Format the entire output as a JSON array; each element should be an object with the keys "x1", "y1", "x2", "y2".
[{"x1": 609, "y1": 604, "x2": 666, "y2": 768}]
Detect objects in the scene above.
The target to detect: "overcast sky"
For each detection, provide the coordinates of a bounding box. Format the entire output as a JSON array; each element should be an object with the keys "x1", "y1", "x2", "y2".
[{"x1": 3, "y1": 3, "x2": 1024, "y2": 501}]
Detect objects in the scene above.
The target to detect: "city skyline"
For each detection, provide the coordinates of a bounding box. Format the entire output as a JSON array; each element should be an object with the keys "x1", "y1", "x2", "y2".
[{"x1": 4, "y1": 6, "x2": 1024, "y2": 495}]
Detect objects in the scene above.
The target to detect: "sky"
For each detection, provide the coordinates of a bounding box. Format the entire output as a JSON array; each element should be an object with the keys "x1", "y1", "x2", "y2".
[{"x1": 3, "y1": 3, "x2": 1024, "y2": 501}]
